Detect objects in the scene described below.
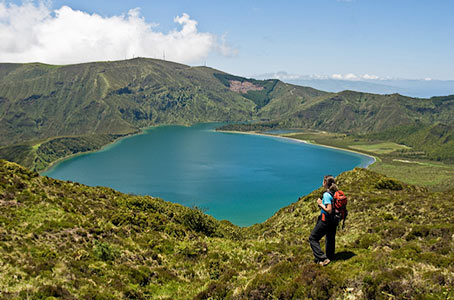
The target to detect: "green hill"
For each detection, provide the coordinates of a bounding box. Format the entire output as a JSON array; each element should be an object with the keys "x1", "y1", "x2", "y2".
[
  {"x1": 2, "y1": 58, "x2": 454, "y2": 171},
  {"x1": 0, "y1": 58, "x2": 323, "y2": 171},
  {"x1": 0, "y1": 59, "x2": 255, "y2": 146},
  {"x1": 226, "y1": 90, "x2": 454, "y2": 135},
  {"x1": 0, "y1": 160, "x2": 452, "y2": 299},
  {"x1": 0, "y1": 59, "x2": 254, "y2": 170}
]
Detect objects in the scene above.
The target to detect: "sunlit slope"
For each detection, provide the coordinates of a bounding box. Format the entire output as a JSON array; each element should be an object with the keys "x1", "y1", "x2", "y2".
[{"x1": 1, "y1": 160, "x2": 453, "y2": 299}]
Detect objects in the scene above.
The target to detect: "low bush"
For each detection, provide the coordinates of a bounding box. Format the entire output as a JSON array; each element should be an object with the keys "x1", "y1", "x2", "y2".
[
  {"x1": 363, "y1": 268, "x2": 415, "y2": 299},
  {"x1": 182, "y1": 207, "x2": 218, "y2": 237},
  {"x1": 375, "y1": 178, "x2": 403, "y2": 190},
  {"x1": 93, "y1": 241, "x2": 120, "y2": 262}
]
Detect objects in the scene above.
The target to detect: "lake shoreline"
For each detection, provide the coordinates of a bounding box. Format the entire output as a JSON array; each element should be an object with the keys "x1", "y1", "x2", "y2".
[
  {"x1": 42, "y1": 125, "x2": 377, "y2": 175},
  {"x1": 43, "y1": 123, "x2": 371, "y2": 226},
  {"x1": 216, "y1": 130, "x2": 377, "y2": 167},
  {"x1": 40, "y1": 130, "x2": 142, "y2": 174},
  {"x1": 41, "y1": 123, "x2": 209, "y2": 174}
]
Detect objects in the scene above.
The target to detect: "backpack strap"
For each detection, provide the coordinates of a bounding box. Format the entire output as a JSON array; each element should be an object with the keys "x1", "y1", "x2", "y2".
[
  {"x1": 326, "y1": 191, "x2": 335, "y2": 222},
  {"x1": 341, "y1": 212, "x2": 347, "y2": 229}
]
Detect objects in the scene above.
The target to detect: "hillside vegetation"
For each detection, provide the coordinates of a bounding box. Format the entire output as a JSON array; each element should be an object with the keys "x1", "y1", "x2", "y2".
[
  {"x1": 364, "y1": 122, "x2": 454, "y2": 163},
  {"x1": 0, "y1": 134, "x2": 124, "y2": 172},
  {"x1": 0, "y1": 59, "x2": 255, "y2": 146},
  {"x1": 276, "y1": 91, "x2": 454, "y2": 133},
  {"x1": 2, "y1": 58, "x2": 454, "y2": 170},
  {"x1": 1, "y1": 160, "x2": 453, "y2": 299}
]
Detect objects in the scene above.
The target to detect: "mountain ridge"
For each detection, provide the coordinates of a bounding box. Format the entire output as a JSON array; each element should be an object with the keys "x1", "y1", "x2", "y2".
[{"x1": 1, "y1": 57, "x2": 454, "y2": 171}]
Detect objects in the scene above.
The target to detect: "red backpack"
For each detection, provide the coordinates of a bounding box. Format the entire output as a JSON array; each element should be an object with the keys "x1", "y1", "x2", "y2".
[{"x1": 332, "y1": 190, "x2": 348, "y2": 228}]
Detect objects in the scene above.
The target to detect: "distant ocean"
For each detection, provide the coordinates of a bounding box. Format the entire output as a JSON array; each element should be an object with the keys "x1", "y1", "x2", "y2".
[{"x1": 44, "y1": 123, "x2": 374, "y2": 226}]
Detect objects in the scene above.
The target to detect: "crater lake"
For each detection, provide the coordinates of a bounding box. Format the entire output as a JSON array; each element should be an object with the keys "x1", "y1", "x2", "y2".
[{"x1": 43, "y1": 123, "x2": 374, "y2": 226}]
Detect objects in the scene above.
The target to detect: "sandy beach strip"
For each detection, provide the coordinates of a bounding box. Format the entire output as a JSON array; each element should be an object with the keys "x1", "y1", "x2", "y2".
[{"x1": 216, "y1": 130, "x2": 377, "y2": 166}]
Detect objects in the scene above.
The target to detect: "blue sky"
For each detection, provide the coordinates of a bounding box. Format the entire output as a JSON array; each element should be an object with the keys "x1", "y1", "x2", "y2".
[{"x1": 1, "y1": 0, "x2": 453, "y2": 80}]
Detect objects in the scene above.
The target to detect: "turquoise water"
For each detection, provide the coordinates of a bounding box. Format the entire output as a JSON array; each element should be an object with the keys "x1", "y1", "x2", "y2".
[{"x1": 43, "y1": 123, "x2": 374, "y2": 226}]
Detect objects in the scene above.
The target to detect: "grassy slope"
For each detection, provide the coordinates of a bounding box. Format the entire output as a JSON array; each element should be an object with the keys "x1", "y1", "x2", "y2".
[
  {"x1": 1, "y1": 160, "x2": 453, "y2": 299},
  {"x1": 257, "y1": 81, "x2": 328, "y2": 119}
]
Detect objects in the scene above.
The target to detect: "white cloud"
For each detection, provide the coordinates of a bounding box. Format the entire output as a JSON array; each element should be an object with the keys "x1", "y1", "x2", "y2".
[
  {"x1": 331, "y1": 74, "x2": 344, "y2": 80},
  {"x1": 343, "y1": 73, "x2": 358, "y2": 80},
  {"x1": 329, "y1": 73, "x2": 384, "y2": 81},
  {"x1": 216, "y1": 33, "x2": 238, "y2": 57},
  {"x1": 272, "y1": 71, "x2": 301, "y2": 80},
  {"x1": 252, "y1": 71, "x2": 304, "y2": 81},
  {"x1": 254, "y1": 71, "x2": 439, "y2": 82},
  {"x1": 253, "y1": 72, "x2": 386, "y2": 81},
  {"x1": 0, "y1": 2, "x2": 235, "y2": 64},
  {"x1": 362, "y1": 74, "x2": 380, "y2": 80}
]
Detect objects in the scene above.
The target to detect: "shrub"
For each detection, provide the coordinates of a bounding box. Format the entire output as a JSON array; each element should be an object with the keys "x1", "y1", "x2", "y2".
[
  {"x1": 178, "y1": 241, "x2": 208, "y2": 259},
  {"x1": 355, "y1": 234, "x2": 380, "y2": 249},
  {"x1": 129, "y1": 266, "x2": 154, "y2": 286},
  {"x1": 375, "y1": 178, "x2": 403, "y2": 190},
  {"x1": 93, "y1": 241, "x2": 120, "y2": 262},
  {"x1": 36, "y1": 285, "x2": 75, "y2": 299},
  {"x1": 149, "y1": 238, "x2": 174, "y2": 255},
  {"x1": 363, "y1": 268, "x2": 414, "y2": 299},
  {"x1": 391, "y1": 242, "x2": 422, "y2": 260},
  {"x1": 294, "y1": 264, "x2": 336, "y2": 300},
  {"x1": 193, "y1": 282, "x2": 229, "y2": 300},
  {"x1": 182, "y1": 207, "x2": 218, "y2": 236}
]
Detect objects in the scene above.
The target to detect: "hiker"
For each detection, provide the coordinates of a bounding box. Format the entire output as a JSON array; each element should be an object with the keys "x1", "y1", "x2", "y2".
[{"x1": 309, "y1": 175, "x2": 338, "y2": 266}]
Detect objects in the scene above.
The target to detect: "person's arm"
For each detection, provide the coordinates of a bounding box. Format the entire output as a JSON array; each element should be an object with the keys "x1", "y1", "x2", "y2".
[{"x1": 317, "y1": 194, "x2": 332, "y2": 214}]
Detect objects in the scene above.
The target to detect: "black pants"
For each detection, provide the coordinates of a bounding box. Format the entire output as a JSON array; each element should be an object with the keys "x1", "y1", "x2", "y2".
[{"x1": 309, "y1": 216, "x2": 337, "y2": 262}]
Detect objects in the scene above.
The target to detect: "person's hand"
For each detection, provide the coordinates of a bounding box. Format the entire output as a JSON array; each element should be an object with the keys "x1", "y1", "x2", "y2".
[{"x1": 317, "y1": 198, "x2": 322, "y2": 206}]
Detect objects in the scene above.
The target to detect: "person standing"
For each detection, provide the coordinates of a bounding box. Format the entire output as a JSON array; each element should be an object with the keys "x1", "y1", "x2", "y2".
[{"x1": 309, "y1": 175, "x2": 338, "y2": 266}]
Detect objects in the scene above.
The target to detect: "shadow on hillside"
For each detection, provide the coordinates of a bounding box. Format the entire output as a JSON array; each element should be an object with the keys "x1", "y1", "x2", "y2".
[{"x1": 334, "y1": 251, "x2": 356, "y2": 261}]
